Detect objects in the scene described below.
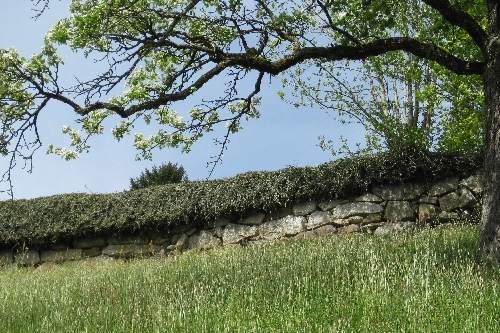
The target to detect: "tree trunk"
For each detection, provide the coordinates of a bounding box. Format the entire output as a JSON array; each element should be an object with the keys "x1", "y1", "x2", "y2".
[{"x1": 479, "y1": 2, "x2": 500, "y2": 262}]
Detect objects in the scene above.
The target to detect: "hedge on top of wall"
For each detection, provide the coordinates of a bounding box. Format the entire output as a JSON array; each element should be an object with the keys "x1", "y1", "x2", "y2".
[{"x1": 0, "y1": 151, "x2": 482, "y2": 248}]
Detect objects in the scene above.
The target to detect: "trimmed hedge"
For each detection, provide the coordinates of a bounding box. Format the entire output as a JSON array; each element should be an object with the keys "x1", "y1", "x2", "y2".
[{"x1": 0, "y1": 152, "x2": 482, "y2": 248}]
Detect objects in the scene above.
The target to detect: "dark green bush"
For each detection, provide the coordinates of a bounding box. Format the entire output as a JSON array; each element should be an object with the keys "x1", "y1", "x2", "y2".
[
  {"x1": 130, "y1": 162, "x2": 188, "y2": 190},
  {"x1": 0, "y1": 152, "x2": 482, "y2": 248}
]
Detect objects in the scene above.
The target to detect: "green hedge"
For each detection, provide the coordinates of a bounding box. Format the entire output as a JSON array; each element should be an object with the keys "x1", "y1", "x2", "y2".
[{"x1": 0, "y1": 152, "x2": 482, "y2": 247}]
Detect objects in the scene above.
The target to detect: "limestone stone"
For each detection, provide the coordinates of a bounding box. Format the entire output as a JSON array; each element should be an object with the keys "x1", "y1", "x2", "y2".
[
  {"x1": 318, "y1": 200, "x2": 347, "y2": 211},
  {"x1": 331, "y1": 202, "x2": 384, "y2": 219},
  {"x1": 346, "y1": 216, "x2": 364, "y2": 224},
  {"x1": 259, "y1": 216, "x2": 305, "y2": 240},
  {"x1": 187, "y1": 230, "x2": 221, "y2": 250},
  {"x1": 428, "y1": 178, "x2": 459, "y2": 196},
  {"x1": 385, "y1": 201, "x2": 415, "y2": 222},
  {"x1": 14, "y1": 250, "x2": 40, "y2": 266},
  {"x1": 374, "y1": 222, "x2": 415, "y2": 236},
  {"x1": 331, "y1": 216, "x2": 364, "y2": 226},
  {"x1": 362, "y1": 223, "x2": 385, "y2": 232},
  {"x1": 355, "y1": 193, "x2": 383, "y2": 203},
  {"x1": 73, "y1": 238, "x2": 106, "y2": 249},
  {"x1": 459, "y1": 174, "x2": 484, "y2": 194},
  {"x1": 439, "y1": 188, "x2": 476, "y2": 211},
  {"x1": 292, "y1": 201, "x2": 317, "y2": 216},
  {"x1": 331, "y1": 218, "x2": 350, "y2": 226},
  {"x1": 438, "y1": 211, "x2": 460, "y2": 222},
  {"x1": 265, "y1": 207, "x2": 293, "y2": 221},
  {"x1": 82, "y1": 247, "x2": 102, "y2": 258},
  {"x1": 222, "y1": 224, "x2": 258, "y2": 244},
  {"x1": 419, "y1": 196, "x2": 439, "y2": 205},
  {"x1": 418, "y1": 204, "x2": 440, "y2": 223},
  {"x1": 0, "y1": 251, "x2": 13, "y2": 266},
  {"x1": 213, "y1": 226, "x2": 225, "y2": 238},
  {"x1": 40, "y1": 249, "x2": 82, "y2": 263},
  {"x1": 338, "y1": 224, "x2": 361, "y2": 234},
  {"x1": 172, "y1": 233, "x2": 188, "y2": 251},
  {"x1": 373, "y1": 183, "x2": 425, "y2": 201},
  {"x1": 305, "y1": 211, "x2": 332, "y2": 230},
  {"x1": 294, "y1": 225, "x2": 336, "y2": 240},
  {"x1": 362, "y1": 213, "x2": 382, "y2": 224},
  {"x1": 240, "y1": 213, "x2": 265, "y2": 226},
  {"x1": 102, "y1": 244, "x2": 160, "y2": 258}
]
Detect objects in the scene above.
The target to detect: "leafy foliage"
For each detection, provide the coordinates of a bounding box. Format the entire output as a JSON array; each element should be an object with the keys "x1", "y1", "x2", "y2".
[
  {"x1": 130, "y1": 162, "x2": 188, "y2": 190},
  {"x1": 0, "y1": 0, "x2": 487, "y2": 197},
  {"x1": 0, "y1": 152, "x2": 481, "y2": 247},
  {"x1": 285, "y1": 0, "x2": 484, "y2": 155}
]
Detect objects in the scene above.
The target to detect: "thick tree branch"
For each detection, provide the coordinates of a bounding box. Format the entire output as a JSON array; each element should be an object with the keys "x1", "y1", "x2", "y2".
[
  {"x1": 422, "y1": 0, "x2": 487, "y2": 54},
  {"x1": 49, "y1": 37, "x2": 484, "y2": 119},
  {"x1": 218, "y1": 37, "x2": 484, "y2": 76}
]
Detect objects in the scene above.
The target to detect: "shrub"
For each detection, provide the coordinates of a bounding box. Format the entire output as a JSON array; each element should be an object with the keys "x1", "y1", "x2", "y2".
[{"x1": 130, "y1": 163, "x2": 188, "y2": 190}]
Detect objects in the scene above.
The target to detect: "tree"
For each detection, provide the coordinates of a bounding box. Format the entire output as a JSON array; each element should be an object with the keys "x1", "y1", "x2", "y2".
[
  {"x1": 130, "y1": 162, "x2": 188, "y2": 190},
  {"x1": 0, "y1": 0, "x2": 499, "y2": 262},
  {"x1": 284, "y1": 0, "x2": 483, "y2": 155}
]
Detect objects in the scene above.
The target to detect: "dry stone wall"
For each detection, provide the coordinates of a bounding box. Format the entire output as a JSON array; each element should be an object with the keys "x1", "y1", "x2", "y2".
[{"x1": 0, "y1": 173, "x2": 484, "y2": 267}]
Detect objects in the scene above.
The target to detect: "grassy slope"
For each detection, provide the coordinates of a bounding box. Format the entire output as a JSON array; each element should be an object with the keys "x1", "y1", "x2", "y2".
[{"x1": 0, "y1": 225, "x2": 499, "y2": 332}]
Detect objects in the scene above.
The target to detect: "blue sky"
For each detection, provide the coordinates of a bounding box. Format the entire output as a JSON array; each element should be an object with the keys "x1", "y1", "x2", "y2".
[{"x1": 0, "y1": 1, "x2": 364, "y2": 199}]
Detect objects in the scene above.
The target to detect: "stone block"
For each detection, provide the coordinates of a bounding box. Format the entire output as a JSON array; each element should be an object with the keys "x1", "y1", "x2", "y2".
[
  {"x1": 439, "y1": 188, "x2": 476, "y2": 211},
  {"x1": 459, "y1": 174, "x2": 484, "y2": 194},
  {"x1": 292, "y1": 201, "x2": 317, "y2": 216},
  {"x1": 338, "y1": 224, "x2": 361, "y2": 234},
  {"x1": 362, "y1": 213, "x2": 382, "y2": 224},
  {"x1": 361, "y1": 223, "x2": 384, "y2": 232},
  {"x1": 259, "y1": 216, "x2": 305, "y2": 240},
  {"x1": 419, "y1": 196, "x2": 439, "y2": 205},
  {"x1": 294, "y1": 225, "x2": 336, "y2": 240},
  {"x1": 373, "y1": 183, "x2": 425, "y2": 201},
  {"x1": 222, "y1": 224, "x2": 258, "y2": 244},
  {"x1": 385, "y1": 201, "x2": 415, "y2": 222},
  {"x1": 331, "y1": 202, "x2": 384, "y2": 219},
  {"x1": 428, "y1": 178, "x2": 459, "y2": 196},
  {"x1": 306, "y1": 211, "x2": 332, "y2": 230},
  {"x1": 318, "y1": 200, "x2": 348, "y2": 211},
  {"x1": 331, "y1": 216, "x2": 364, "y2": 226},
  {"x1": 171, "y1": 233, "x2": 189, "y2": 251},
  {"x1": 187, "y1": 230, "x2": 221, "y2": 250},
  {"x1": 438, "y1": 211, "x2": 460, "y2": 222},
  {"x1": 355, "y1": 193, "x2": 383, "y2": 203},
  {"x1": 418, "y1": 204, "x2": 440, "y2": 223}
]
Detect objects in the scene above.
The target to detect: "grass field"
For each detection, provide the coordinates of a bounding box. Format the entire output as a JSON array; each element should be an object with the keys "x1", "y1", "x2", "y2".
[{"x1": 0, "y1": 225, "x2": 499, "y2": 332}]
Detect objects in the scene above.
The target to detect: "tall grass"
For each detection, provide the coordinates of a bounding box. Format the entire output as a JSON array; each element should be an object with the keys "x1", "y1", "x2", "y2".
[{"x1": 0, "y1": 225, "x2": 498, "y2": 332}]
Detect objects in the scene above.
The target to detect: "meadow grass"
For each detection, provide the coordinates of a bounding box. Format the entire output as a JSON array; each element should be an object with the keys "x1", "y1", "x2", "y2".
[{"x1": 0, "y1": 225, "x2": 499, "y2": 332}]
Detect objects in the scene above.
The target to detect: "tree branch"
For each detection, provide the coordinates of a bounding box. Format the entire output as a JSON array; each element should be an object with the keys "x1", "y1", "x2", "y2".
[
  {"x1": 421, "y1": 0, "x2": 487, "y2": 54},
  {"x1": 45, "y1": 37, "x2": 484, "y2": 120},
  {"x1": 218, "y1": 37, "x2": 484, "y2": 76}
]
